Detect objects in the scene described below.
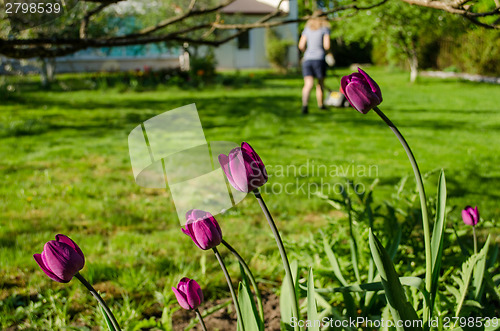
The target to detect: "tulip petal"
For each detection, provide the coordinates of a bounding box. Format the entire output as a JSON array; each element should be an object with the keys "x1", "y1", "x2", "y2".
[
  {"x1": 209, "y1": 217, "x2": 223, "y2": 239},
  {"x1": 172, "y1": 287, "x2": 191, "y2": 310},
  {"x1": 192, "y1": 209, "x2": 211, "y2": 222},
  {"x1": 177, "y1": 277, "x2": 190, "y2": 292},
  {"x1": 462, "y1": 209, "x2": 473, "y2": 226},
  {"x1": 462, "y1": 206, "x2": 479, "y2": 226},
  {"x1": 181, "y1": 227, "x2": 191, "y2": 236},
  {"x1": 241, "y1": 142, "x2": 266, "y2": 176},
  {"x1": 358, "y1": 68, "x2": 382, "y2": 101},
  {"x1": 186, "y1": 279, "x2": 202, "y2": 309},
  {"x1": 228, "y1": 148, "x2": 249, "y2": 192},
  {"x1": 473, "y1": 206, "x2": 480, "y2": 223},
  {"x1": 192, "y1": 220, "x2": 218, "y2": 250},
  {"x1": 218, "y1": 153, "x2": 240, "y2": 192},
  {"x1": 185, "y1": 222, "x2": 203, "y2": 249},
  {"x1": 33, "y1": 253, "x2": 65, "y2": 283},
  {"x1": 43, "y1": 241, "x2": 84, "y2": 282},
  {"x1": 340, "y1": 75, "x2": 350, "y2": 93},
  {"x1": 55, "y1": 234, "x2": 85, "y2": 264},
  {"x1": 345, "y1": 82, "x2": 381, "y2": 114}
]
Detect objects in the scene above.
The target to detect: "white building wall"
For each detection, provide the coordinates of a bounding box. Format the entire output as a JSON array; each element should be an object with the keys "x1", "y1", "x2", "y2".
[{"x1": 212, "y1": 0, "x2": 299, "y2": 69}]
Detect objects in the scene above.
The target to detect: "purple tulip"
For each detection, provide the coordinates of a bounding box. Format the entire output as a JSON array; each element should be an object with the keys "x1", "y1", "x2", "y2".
[
  {"x1": 182, "y1": 209, "x2": 222, "y2": 250},
  {"x1": 33, "y1": 234, "x2": 85, "y2": 283},
  {"x1": 172, "y1": 277, "x2": 204, "y2": 310},
  {"x1": 341, "y1": 68, "x2": 383, "y2": 114},
  {"x1": 218, "y1": 142, "x2": 268, "y2": 193},
  {"x1": 462, "y1": 206, "x2": 480, "y2": 226}
]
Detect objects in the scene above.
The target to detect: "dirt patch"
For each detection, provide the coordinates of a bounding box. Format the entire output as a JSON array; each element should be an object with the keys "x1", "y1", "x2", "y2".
[{"x1": 172, "y1": 292, "x2": 281, "y2": 331}]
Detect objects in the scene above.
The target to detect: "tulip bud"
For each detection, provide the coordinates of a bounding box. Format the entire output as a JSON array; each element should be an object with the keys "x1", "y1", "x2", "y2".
[
  {"x1": 182, "y1": 209, "x2": 222, "y2": 250},
  {"x1": 340, "y1": 68, "x2": 383, "y2": 114},
  {"x1": 462, "y1": 206, "x2": 480, "y2": 226},
  {"x1": 218, "y1": 142, "x2": 268, "y2": 193},
  {"x1": 33, "y1": 234, "x2": 85, "y2": 283},
  {"x1": 172, "y1": 277, "x2": 204, "y2": 310}
]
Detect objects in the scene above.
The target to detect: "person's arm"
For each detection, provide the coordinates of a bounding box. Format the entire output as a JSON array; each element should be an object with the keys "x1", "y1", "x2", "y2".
[
  {"x1": 323, "y1": 33, "x2": 331, "y2": 52},
  {"x1": 298, "y1": 34, "x2": 307, "y2": 52}
]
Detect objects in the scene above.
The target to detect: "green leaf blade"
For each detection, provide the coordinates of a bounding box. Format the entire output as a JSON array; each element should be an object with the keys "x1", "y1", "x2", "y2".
[
  {"x1": 369, "y1": 229, "x2": 421, "y2": 331},
  {"x1": 307, "y1": 268, "x2": 320, "y2": 331}
]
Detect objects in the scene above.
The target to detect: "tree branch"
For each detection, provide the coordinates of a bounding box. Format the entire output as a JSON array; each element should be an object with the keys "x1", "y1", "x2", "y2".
[
  {"x1": 80, "y1": 1, "x2": 118, "y2": 39},
  {"x1": 114, "y1": 0, "x2": 236, "y2": 40},
  {"x1": 1, "y1": 0, "x2": 499, "y2": 59},
  {"x1": 400, "y1": 0, "x2": 500, "y2": 28}
]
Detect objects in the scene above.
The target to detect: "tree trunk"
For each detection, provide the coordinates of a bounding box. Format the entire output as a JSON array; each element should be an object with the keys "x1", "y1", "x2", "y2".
[
  {"x1": 409, "y1": 51, "x2": 418, "y2": 83},
  {"x1": 40, "y1": 57, "x2": 56, "y2": 87}
]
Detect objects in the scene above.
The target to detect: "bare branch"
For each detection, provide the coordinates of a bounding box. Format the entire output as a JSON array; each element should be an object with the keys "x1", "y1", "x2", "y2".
[
  {"x1": 116, "y1": 0, "x2": 236, "y2": 39},
  {"x1": 212, "y1": 0, "x2": 388, "y2": 30},
  {"x1": 79, "y1": 1, "x2": 118, "y2": 39},
  {"x1": 188, "y1": 0, "x2": 197, "y2": 12},
  {"x1": 1, "y1": 0, "x2": 500, "y2": 59},
  {"x1": 400, "y1": 0, "x2": 500, "y2": 28}
]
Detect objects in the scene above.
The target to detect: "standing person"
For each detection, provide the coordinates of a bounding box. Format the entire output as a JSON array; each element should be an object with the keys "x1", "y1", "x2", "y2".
[{"x1": 298, "y1": 11, "x2": 331, "y2": 114}]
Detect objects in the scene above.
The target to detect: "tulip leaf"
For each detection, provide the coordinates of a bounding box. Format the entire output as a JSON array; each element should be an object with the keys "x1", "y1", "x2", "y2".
[
  {"x1": 307, "y1": 268, "x2": 320, "y2": 331},
  {"x1": 280, "y1": 260, "x2": 299, "y2": 328},
  {"x1": 430, "y1": 170, "x2": 447, "y2": 312},
  {"x1": 323, "y1": 236, "x2": 349, "y2": 287},
  {"x1": 452, "y1": 235, "x2": 490, "y2": 317},
  {"x1": 238, "y1": 262, "x2": 264, "y2": 331},
  {"x1": 369, "y1": 229, "x2": 421, "y2": 331},
  {"x1": 98, "y1": 302, "x2": 117, "y2": 331},
  {"x1": 300, "y1": 276, "x2": 426, "y2": 294},
  {"x1": 472, "y1": 235, "x2": 491, "y2": 301},
  {"x1": 237, "y1": 282, "x2": 261, "y2": 331}
]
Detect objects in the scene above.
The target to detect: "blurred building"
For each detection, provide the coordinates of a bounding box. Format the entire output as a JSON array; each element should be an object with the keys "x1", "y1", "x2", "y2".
[
  {"x1": 56, "y1": 0, "x2": 299, "y2": 72},
  {"x1": 212, "y1": 0, "x2": 299, "y2": 69}
]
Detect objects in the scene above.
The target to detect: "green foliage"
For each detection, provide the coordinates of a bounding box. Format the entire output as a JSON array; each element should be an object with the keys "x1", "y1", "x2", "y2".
[
  {"x1": 446, "y1": 29, "x2": 500, "y2": 75},
  {"x1": 237, "y1": 262, "x2": 263, "y2": 331},
  {"x1": 280, "y1": 260, "x2": 299, "y2": 330},
  {"x1": 99, "y1": 303, "x2": 117, "y2": 331},
  {"x1": 330, "y1": 0, "x2": 500, "y2": 76},
  {"x1": 189, "y1": 48, "x2": 218, "y2": 86},
  {"x1": 445, "y1": 235, "x2": 491, "y2": 317},
  {"x1": 369, "y1": 229, "x2": 421, "y2": 330},
  {"x1": 430, "y1": 170, "x2": 447, "y2": 312},
  {"x1": 265, "y1": 28, "x2": 294, "y2": 73},
  {"x1": 306, "y1": 268, "x2": 320, "y2": 331}
]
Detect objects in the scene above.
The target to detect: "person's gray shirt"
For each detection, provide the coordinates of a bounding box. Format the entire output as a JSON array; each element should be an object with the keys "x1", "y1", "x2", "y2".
[{"x1": 302, "y1": 26, "x2": 330, "y2": 61}]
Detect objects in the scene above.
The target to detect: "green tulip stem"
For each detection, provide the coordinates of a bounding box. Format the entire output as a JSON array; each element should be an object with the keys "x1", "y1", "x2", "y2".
[
  {"x1": 222, "y1": 239, "x2": 265, "y2": 324},
  {"x1": 212, "y1": 247, "x2": 245, "y2": 331},
  {"x1": 195, "y1": 308, "x2": 208, "y2": 331},
  {"x1": 75, "y1": 272, "x2": 121, "y2": 331},
  {"x1": 473, "y1": 226, "x2": 478, "y2": 255},
  {"x1": 253, "y1": 189, "x2": 300, "y2": 331},
  {"x1": 373, "y1": 106, "x2": 432, "y2": 321}
]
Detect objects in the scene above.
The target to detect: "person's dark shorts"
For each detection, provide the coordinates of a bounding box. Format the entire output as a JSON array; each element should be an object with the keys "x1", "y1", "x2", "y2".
[{"x1": 302, "y1": 59, "x2": 327, "y2": 79}]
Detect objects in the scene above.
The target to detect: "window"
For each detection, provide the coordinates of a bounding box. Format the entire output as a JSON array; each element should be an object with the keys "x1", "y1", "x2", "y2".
[{"x1": 237, "y1": 30, "x2": 250, "y2": 49}]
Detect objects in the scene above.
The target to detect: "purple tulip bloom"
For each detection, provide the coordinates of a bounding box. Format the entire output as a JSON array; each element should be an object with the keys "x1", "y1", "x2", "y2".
[
  {"x1": 182, "y1": 209, "x2": 222, "y2": 250},
  {"x1": 33, "y1": 234, "x2": 85, "y2": 283},
  {"x1": 341, "y1": 68, "x2": 383, "y2": 114},
  {"x1": 218, "y1": 142, "x2": 268, "y2": 193},
  {"x1": 462, "y1": 206, "x2": 480, "y2": 226},
  {"x1": 172, "y1": 277, "x2": 204, "y2": 310}
]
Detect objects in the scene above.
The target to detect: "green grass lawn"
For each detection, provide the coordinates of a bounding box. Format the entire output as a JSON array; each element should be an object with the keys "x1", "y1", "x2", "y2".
[{"x1": 1, "y1": 67, "x2": 499, "y2": 329}]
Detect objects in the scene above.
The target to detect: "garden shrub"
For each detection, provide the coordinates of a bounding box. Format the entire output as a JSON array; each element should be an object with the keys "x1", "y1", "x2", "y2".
[
  {"x1": 450, "y1": 29, "x2": 500, "y2": 75},
  {"x1": 265, "y1": 28, "x2": 294, "y2": 73},
  {"x1": 189, "y1": 47, "x2": 217, "y2": 86}
]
